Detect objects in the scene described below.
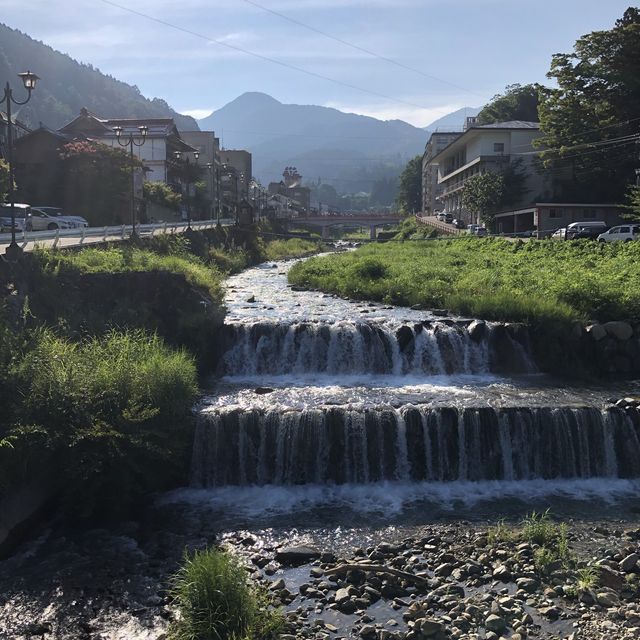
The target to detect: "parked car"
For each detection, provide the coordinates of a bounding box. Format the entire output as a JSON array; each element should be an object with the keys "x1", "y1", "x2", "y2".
[
  {"x1": 28, "y1": 208, "x2": 83, "y2": 231},
  {"x1": 467, "y1": 223, "x2": 479, "y2": 234},
  {"x1": 550, "y1": 228, "x2": 566, "y2": 240},
  {"x1": 0, "y1": 203, "x2": 31, "y2": 233},
  {"x1": 565, "y1": 221, "x2": 608, "y2": 240},
  {"x1": 436, "y1": 212, "x2": 446, "y2": 221},
  {"x1": 597, "y1": 224, "x2": 640, "y2": 243},
  {"x1": 444, "y1": 213, "x2": 453, "y2": 223},
  {"x1": 474, "y1": 226, "x2": 488, "y2": 237},
  {"x1": 452, "y1": 219, "x2": 466, "y2": 229},
  {"x1": 31, "y1": 206, "x2": 89, "y2": 229}
]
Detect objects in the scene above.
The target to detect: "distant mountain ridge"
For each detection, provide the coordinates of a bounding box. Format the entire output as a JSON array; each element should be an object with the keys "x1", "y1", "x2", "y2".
[
  {"x1": 199, "y1": 92, "x2": 428, "y2": 191},
  {"x1": 0, "y1": 24, "x2": 197, "y2": 131}
]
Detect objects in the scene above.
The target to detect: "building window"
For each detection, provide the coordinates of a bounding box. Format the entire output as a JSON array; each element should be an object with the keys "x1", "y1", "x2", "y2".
[{"x1": 493, "y1": 143, "x2": 505, "y2": 154}]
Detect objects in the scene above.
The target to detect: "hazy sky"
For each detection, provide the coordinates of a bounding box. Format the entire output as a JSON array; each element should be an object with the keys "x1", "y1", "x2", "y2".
[{"x1": 1, "y1": 0, "x2": 634, "y2": 127}]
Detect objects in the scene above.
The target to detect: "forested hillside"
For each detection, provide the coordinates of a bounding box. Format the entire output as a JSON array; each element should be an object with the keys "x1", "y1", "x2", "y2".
[{"x1": 0, "y1": 24, "x2": 197, "y2": 131}]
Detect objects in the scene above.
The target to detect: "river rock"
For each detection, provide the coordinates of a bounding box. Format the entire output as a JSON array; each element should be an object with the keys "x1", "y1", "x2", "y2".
[
  {"x1": 467, "y1": 320, "x2": 487, "y2": 342},
  {"x1": 484, "y1": 614, "x2": 506, "y2": 632},
  {"x1": 599, "y1": 565, "x2": 624, "y2": 590},
  {"x1": 603, "y1": 321, "x2": 633, "y2": 341},
  {"x1": 596, "y1": 590, "x2": 619, "y2": 607},
  {"x1": 515, "y1": 577, "x2": 539, "y2": 592},
  {"x1": 275, "y1": 545, "x2": 321, "y2": 565},
  {"x1": 246, "y1": 295, "x2": 256, "y2": 303},
  {"x1": 620, "y1": 553, "x2": 639, "y2": 573},
  {"x1": 416, "y1": 618, "x2": 444, "y2": 636},
  {"x1": 254, "y1": 387, "x2": 274, "y2": 395}
]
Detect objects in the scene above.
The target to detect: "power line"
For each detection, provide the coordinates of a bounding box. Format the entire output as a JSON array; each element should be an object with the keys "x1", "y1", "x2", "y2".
[
  {"x1": 239, "y1": 0, "x2": 485, "y2": 99},
  {"x1": 98, "y1": 0, "x2": 457, "y2": 115}
]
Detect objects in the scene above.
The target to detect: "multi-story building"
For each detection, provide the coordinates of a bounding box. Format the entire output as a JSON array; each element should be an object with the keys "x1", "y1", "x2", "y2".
[
  {"x1": 421, "y1": 131, "x2": 462, "y2": 215},
  {"x1": 58, "y1": 108, "x2": 196, "y2": 185},
  {"x1": 429, "y1": 121, "x2": 548, "y2": 224},
  {"x1": 180, "y1": 130, "x2": 221, "y2": 218},
  {"x1": 219, "y1": 149, "x2": 252, "y2": 200}
]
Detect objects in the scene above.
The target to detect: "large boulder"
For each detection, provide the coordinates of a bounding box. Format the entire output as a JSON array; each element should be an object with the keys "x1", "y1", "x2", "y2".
[
  {"x1": 603, "y1": 321, "x2": 633, "y2": 341},
  {"x1": 275, "y1": 545, "x2": 321, "y2": 565},
  {"x1": 585, "y1": 323, "x2": 606, "y2": 341}
]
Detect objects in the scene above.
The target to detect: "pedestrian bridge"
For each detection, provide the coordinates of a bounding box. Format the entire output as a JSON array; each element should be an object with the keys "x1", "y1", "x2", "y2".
[{"x1": 286, "y1": 214, "x2": 402, "y2": 239}]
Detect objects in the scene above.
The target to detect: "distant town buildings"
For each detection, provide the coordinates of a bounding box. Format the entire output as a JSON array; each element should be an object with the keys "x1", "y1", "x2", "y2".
[
  {"x1": 421, "y1": 131, "x2": 462, "y2": 215},
  {"x1": 268, "y1": 166, "x2": 311, "y2": 217},
  {"x1": 425, "y1": 120, "x2": 551, "y2": 224}
]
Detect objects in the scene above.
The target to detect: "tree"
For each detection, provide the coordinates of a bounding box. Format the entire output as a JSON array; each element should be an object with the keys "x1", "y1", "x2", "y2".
[
  {"x1": 143, "y1": 181, "x2": 181, "y2": 212},
  {"x1": 461, "y1": 172, "x2": 505, "y2": 225},
  {"x1": 59, "y1": 141, "x2": 136, "y2": 225},
  {"x1": 396, "y1": 155, "x2": 422, "y2": 214},
  {"x1": 0, "y1": 159, "x2": 11, "y2": 202},
  {"x1": 624, "y1": 184, "x2": 640, "y2": 220},
  {"x1": 536, "y1": 8, "x2": 640, "y2": 202},
  {"x1": 477, "y1": 84, "x2": 542, "y2": 124}
]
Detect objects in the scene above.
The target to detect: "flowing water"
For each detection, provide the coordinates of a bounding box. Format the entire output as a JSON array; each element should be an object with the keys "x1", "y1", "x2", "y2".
[{"x1": 167, "y1": 257, "x2": 640, "y2": 528}]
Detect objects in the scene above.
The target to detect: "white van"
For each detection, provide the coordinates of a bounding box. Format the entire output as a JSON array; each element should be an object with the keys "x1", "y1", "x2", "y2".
[{"x1": 597, "y1": 224, "x2": 640, "y2": 243}]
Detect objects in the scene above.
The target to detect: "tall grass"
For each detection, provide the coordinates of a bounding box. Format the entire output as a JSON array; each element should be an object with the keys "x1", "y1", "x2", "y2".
[
  {"x1": 1, "y1": 328, "x2": 198, "y2": 514},
  {"x1": 34, "y1": 246, "x2": 224, "y2": 303},
  {"x1": 170, "y1": 548, "x2": 283, "y2": 640},
  {"x1": 263, "y1": 238, "x2": 321, "y2": 261},
  {"x1": 288, "y1": 237, "x2": 640, "y2": 324}
]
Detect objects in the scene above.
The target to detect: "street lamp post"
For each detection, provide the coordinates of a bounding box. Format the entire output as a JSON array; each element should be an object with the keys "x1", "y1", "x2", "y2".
[
  {"x1": 206, "y1": 161, "x2": 219, "y2": 225},
  {"x1": 175, "y1": 150, "x2": 200, "y2": 231},
  {"x1": 1, "y1": 70, "x2": 39, "y2": 258},
  {"x1": 113, "y1": 124, "x2": 147, "y2": 238}
]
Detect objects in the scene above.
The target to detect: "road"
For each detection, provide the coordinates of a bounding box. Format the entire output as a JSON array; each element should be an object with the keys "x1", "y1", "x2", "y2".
[{"x1": 0, "y1": 219, "x2": 234, "y2": 254}]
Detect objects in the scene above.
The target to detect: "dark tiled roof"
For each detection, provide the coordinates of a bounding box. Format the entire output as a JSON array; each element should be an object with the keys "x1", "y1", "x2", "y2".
[{"x1": 476, "y1": 121, "x2": 540, "y2": 129}]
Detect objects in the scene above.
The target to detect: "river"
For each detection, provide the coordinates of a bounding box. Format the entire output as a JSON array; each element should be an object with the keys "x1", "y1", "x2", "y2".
[{"x1": 2, "y1": 255, "x2": 640, "y2": 639}]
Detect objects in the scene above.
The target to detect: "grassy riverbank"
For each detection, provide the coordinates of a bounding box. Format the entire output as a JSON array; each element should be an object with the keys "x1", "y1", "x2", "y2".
[
  {"x1": 288, "y1": 237, "x2": 640, "y2": 325},
  {"x1": 0, "y1": 225, "x2": 323, "y2": 527}
]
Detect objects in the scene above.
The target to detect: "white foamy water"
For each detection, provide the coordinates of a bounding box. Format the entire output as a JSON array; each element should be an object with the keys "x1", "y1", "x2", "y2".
[{"x1": 162, "y1": 479, "x2": 640, "y2": 519}]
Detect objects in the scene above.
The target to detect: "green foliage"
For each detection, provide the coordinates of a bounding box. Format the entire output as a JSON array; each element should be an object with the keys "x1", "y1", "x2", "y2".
[
  {"x1": 521, "y1": 509, "x2": 556, "y2": 546},
  {"x1": 263, "y1": 238, "x2": 321, "y2": 261},
  {"x1": 461, "y1": 172, "x2": 505, "y2": 224},
  {"x1": 290, "y1": 237, "x2": 640, "y2": 325},
  {"x1": 576, "y1": 566, "x2": 599, "y2": 592},
  {"x1": 34, "y1": 245, "x2": 224, "y2": 304},
  {"x1": 624, "y1": 185, "x2": 640, "y2": 221},
  {"x1": 0, "y1": 158, "x2": 12, "y2": 202},
  {"x1": 169, "y1": 547, "x2": 283, "y2": 640},
  {"x1": 537, "y1": 8, "x2": 640, "y2": 202},
  {"x1": 59, "y1": 140, "x2": 138, "y2": 226},
  {"x1": 0, "y1": 328, "x2": 197, "y2": 515},
  {"x1": 396, "y1": 155, "x2": 422, "y2": 214},
  {"x1": 477, "y1": 83, "x2": 542, "y2": 124},
  {"x1": 487, "y1": 520, "x2": 516, "y2": 545},
  {"x1": 144, "y1": 181, "x2": 181, "y2": 212}
]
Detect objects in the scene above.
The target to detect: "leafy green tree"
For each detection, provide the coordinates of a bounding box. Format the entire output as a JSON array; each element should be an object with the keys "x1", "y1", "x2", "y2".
[
  {"x1": 537, "y1": 8, "x2": 640, "y2": 202},
  {"x1": 624, "y1": 184, "x2": 640, "y2": 220},
  {"x1": 0, "y1": 159, "x2": 12, "y2": 202},
  {"x1": 478, "y1": 84, "x2": 542, "y2": 124},
  {"x1": 143, "y1": 181, "x2": 181, "y2": 212},
  {"x1": 461, "y1": 172, "x2": 505, "y2": 224},
  {"x1": 396, "y1": 155, "x2": 422, "y2": 214},
  {"x1": 59, "y1": 141, "x2": 139, "y2": 225}
]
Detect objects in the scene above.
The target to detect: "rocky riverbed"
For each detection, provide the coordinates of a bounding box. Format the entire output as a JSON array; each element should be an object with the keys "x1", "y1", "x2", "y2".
[{"x1": 3, "y1": 503, "x2": 640, "y2": 640}]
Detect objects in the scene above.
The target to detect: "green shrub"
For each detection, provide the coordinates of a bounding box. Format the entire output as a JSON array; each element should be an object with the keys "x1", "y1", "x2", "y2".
[
  {"x1": 0, "y1": 329, "x2": 198, "y2": 514},
  {"x1": 170, "y1": 547, "x2": 283, "y2": 640}
]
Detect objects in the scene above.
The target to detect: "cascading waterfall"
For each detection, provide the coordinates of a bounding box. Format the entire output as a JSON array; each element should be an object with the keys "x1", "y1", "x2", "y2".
[
  {"x1": 191, "y1": 406, "x2": 640, "y2": 487},
  {"x1": 221, "y1": 319, "x2": 534, "y2": 376}
]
